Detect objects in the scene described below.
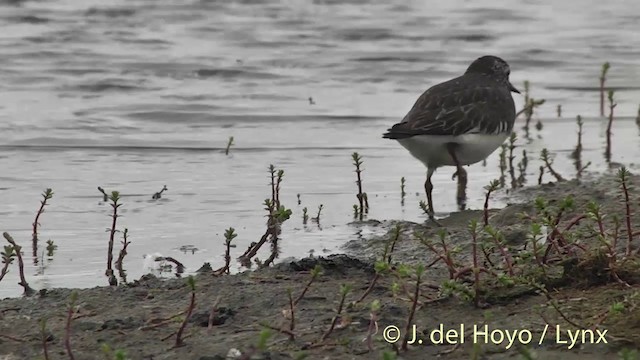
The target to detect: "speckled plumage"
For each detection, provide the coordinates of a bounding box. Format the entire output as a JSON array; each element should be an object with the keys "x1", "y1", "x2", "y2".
[
  {"x1": 383, "y1": 55, "x2": 519, "y2": 219},
  {"x1": 383, "y1": 56, "x2": 517, "y2": 139}
]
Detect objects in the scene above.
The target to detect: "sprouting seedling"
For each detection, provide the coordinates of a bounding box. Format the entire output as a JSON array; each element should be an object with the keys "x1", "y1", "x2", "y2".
[
  {"x1": 400, "y1": 177, "x2": 406, "y2": 205},
  {"x1": 106, "y1": 191, "x2": 122, "y2": 286},
  {"x1": 296, "y1": 193, "x2": 301, "y2": 205},
  {"x1": 600, "y1": 62, "x2": 611, "y2": 117},
  {"x1": 214, "y1": 227, "x2": 238, "y2": 276},
  {"x1": 535, "y1": 113, "x2": 544, "y2": 131},
  {"x1": 65, "y1": 291, "x2": 78, "y2": 360},
  {"x1": 605, "y1": 89, "x2": 617, "y2": 163},
  {"x1": 364, "y1": 299, "x2": 380, "y2": 351},
  {"x1": 418, "y1": 200, "x2": 428, "y2": 215},
  {"x1": 483, "y1": 180, "x2": 500, "y2": 227},
  {"x1": 312, "y1": 204, "x2": 323, "y2": 224},
  {"x1": 401, "y1": 265, "x2": 425, "y2": 351},
  {"x1": 40, "y1": 318, "x2": 50, "y2": 360},
  {"x1": 616, "y1": 166, "x2": 633, "y2": 257},
  {"x1": 571, "y1": 115, "x2": 584, "y2": 160},
  {"x1": 537, "y1": 165, "x2": 544, "y2": 185},
  {"x1": 352, "y1": 152, "x2": 369, "y2": 220},
  {"x1": 3, "y1": 232, "x2": 34, "y2": 296},
  {"x1": 557, "y1": 104, "x2": 562, "y2": 118},
  {"x1": 540, "y1": 149, "x2": 565, "y2": 182},
  {"x1": 45, "y1": 240, "x2": 57, "y2": 257},
  {"x1": 225, "y1": 136, "x2": 234, "y2": 155},
  {"x1": 355, "y1": 225, "x2": 401, "y2": 305},
  {"x1": 97, "y1": 186, "x2": 108, "y2": 202},
  {"x1": 484, "y1": 225, "x2": 515, "y2": 277},
  {"x1": 508, "y1": 132, "x2": 517, "y2": 189},
  {"x1": 294, "y1": 264, "x2": 322, "y2": 306},
  {"x1": 152, "y1": 185, "x2": 168, "y2": 200},
  {"x1": 0, "y1": 245, "x2": 16, "y2": 283},
  {"x1": 352, "y1": 204, "x2": 359, "y2": 218},
  {"x1": 302, "y1": 207, "x2": 308, "y2": 225},
  {"x1": 275, "y1": 169, "x2": 284, "y2": 209},
  {"x1": 32, "y1": 188, "x2": 53, "y2": 260},
  {"x1": 115, "y1": 228, "x2": 131, "y2": 283},
  {"x1": 321, "y1": 284, "x2": 352, "y2": 341},
  {"x1": 498, "y1": 144, "x2": 507, "y2": 188},
  {"x1": 516, "y1": 149, "x2": 528, "y2": 187},
  {"x1": 175, "y1": 276, "x2": 196, "y2": 348}
]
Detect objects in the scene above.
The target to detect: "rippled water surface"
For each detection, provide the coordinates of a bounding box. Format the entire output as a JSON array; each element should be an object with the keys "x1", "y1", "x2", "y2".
[{"x1": 1, "y1": 0, "x2": 640, "y2": 298}]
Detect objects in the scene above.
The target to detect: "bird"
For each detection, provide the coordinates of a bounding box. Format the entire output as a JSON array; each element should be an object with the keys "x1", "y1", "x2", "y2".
[{"x1": 383, "y1": 55, "x2": 520, "y2": 221}]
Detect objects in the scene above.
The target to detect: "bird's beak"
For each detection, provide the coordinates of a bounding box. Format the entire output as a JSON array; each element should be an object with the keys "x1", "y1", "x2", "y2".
[{"x1": 508, "y1": 81, "x2": 521, "y2": 94}]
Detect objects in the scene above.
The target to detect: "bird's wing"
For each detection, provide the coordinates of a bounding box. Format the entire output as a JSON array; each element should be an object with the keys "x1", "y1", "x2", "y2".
[{"x1": 383, "y1": 76, "x2": 515, "y2": 139}]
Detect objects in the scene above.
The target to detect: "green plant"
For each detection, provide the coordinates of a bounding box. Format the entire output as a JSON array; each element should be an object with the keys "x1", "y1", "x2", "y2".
[
  {"x1": 175, "y1": 276, "x2": 196, "y2": 347},
  {"x1": 540, "y1": 149, "x2": 565, "y2": 182},
  {"x1": 115, "y1": 229, "x2": 131, "y2": 283},
  {"x1": 106, "y1": 191, "x2": 122, "y2": 286},
  {"x1": 294, "y1": 264, "x2": 322, "y2": 305},
  {"x1": 214, "y1": 227, "x2": 238, "y2": 275},
  {"x1": 508, "y1": 132, "x2": 517, "y2": 188},
  {"x1": 364, "y1": 299, "x2": 380, "y2": 351},
  {"x1": 312, "y1": 204, "x2": 323, "y2": 224},
  {"x1": 40, "y1": 317, "x2": 50, "y2": 360},
  {"x1": 65, "y1": 291, "x2": 78, "y2": 360},
  {"x1": 352, "y1": 152, "x2": 369, "y2": 220},
  {"x1": 401, "y1": 265, "x2": 424, "y2": 350},
  {"x1": 321, "y1": 284, "x2": 351, "y2": 341},
  {"x1": 600, "y1": 62, "x2": 611, "y2": 117},
  {"x1": 225, "y1": 136, "x2": 234, "y2": 155},
  {"x1": 45, "y1": 240, "x2": 57, "y2": 257},
  {"x1": 238, "y1": 166, "x2": 291, "y2": 267},
  {"x1": 616, "y1": 167, "x2": 634, "y2": 256},
  {"x1": 498, "y1": 143, "x2": 507, "y2": 188},
  {"x1": 483, "y1": 180, "x2": 500, "y2": 226},
  {"x1": 32, "y1": 188, "x2": 53, "y2": 258},
  {"x1": 0, "y1": 245, "x2": 16, "y2": 283},
  {"x1": 605, "y1": 89, "x2": 617, "y2": 162},
  {"x1": 3, "y1": 232, "x2": 34, "y2": 296}
]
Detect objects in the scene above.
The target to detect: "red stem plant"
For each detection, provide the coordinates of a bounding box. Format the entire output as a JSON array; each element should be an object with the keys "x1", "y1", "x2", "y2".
[
  {"x1": 32, "y1": 188, "x2": 53, "y2": 260},
  {"x1": 106, "y1": 191, "x2": 122, "y2": 285},
  {"x1": 3, "y1": 232, "x2": 35, "y2": 296},
  {"x1": 65, "y1": 292, "x2": 78, "y2": 360},
  {"x1": 605, "y1": 90, "x2": 617, "y2": 162},
  {"x1": 616, "y1": 166, "x2": 634, "y2": 256},
  {"x1": 599, "y1": 62, "x2": 610, "y2": 117},
  {"x1": 401, "y1": 265, "x2": 424, "y2": 351},
  {"x1": 321, "y1": 284, "x2": 351, "y2": 341},
  {"x1": 213, "y1": 227, "x2": 237, "y2": 275},
  {"x1": 175, "y1": 276, "x2": 196, "y2": 347},
  {"x1": 483, "y1": 180, "x2": 500, "y2": 227},
  {"x1": 115, "y1": 228, "x2": 131, "y2": 283}
]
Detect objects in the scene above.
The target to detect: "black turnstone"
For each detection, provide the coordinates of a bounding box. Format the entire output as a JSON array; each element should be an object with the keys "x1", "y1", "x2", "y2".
[{"x1": 383, "y1": 55, "x2": 519, "y2": 220}]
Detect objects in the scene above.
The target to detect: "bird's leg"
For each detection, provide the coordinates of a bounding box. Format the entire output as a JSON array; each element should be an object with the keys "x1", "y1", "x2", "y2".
[
  {"x1": 425, "y1": 175, "x2": 434, "y2": 218},
  {"x1": 425, "y1": 168, "x2": 442, "y2": 226},
  {"x1": 447, "y1": 143, "x2": 467, "y2": 211}
]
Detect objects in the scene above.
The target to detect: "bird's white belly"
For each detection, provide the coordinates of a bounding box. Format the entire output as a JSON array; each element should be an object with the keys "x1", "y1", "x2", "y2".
[{"x1": 397, "y1": 133, "x2": 509, "y2": 168}]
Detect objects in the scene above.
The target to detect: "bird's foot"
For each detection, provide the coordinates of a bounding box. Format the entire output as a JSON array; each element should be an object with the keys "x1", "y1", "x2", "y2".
[{"x1": 428, "y1": 213, "x2": 443, "y2": 227}]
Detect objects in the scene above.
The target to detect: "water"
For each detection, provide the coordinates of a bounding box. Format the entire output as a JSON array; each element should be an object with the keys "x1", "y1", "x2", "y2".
[{"x1": 1, "y1": 0, "x2": 640, "y2": 298}]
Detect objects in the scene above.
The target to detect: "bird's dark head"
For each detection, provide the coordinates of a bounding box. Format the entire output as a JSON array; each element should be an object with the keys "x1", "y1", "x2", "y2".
[{"x1": 465, "y1": 55, "x2": 520, "y2": 94}]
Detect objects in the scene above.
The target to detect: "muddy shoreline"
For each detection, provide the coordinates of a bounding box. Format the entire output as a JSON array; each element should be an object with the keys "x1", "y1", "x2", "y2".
[{"x1": 2, "y1": 173, "x2": 640, "y2": 360}]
